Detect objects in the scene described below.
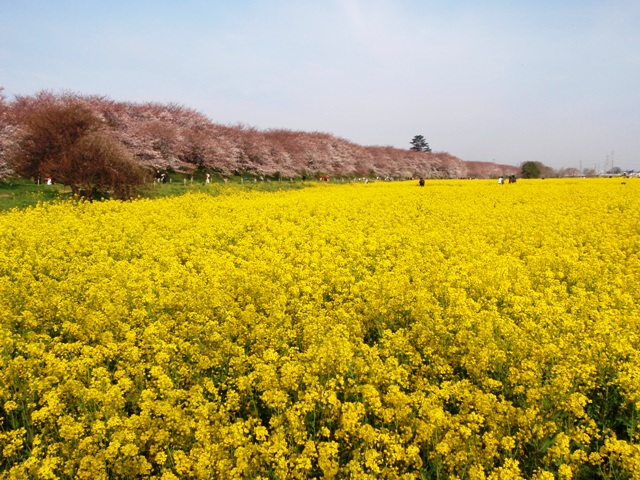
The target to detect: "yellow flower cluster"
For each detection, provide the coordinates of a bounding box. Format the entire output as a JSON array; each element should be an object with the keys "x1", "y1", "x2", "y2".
[{"x1": 1, "y1": 178, "x2": 639, "y2": 479}]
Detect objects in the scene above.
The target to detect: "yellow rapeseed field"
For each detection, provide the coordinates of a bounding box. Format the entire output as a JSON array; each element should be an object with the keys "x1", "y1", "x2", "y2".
[{"x1": 1, "y1": 178, "x2": 639, "y2": 479}]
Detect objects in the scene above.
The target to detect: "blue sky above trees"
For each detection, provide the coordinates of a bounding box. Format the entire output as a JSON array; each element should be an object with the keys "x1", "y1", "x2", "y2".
[{"x1": 2, "y1": 0, "x2": 639, "y2": 170}]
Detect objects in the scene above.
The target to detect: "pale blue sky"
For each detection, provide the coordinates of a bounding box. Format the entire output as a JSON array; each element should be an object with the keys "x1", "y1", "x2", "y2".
[{"x1": 2, "y1": 0, "x2": 639, "y2": 170}]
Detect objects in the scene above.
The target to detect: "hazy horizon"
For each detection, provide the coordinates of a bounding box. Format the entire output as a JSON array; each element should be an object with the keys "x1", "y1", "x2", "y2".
[{"x1": 2, "y1": 0, "x2": 639, "y2": 171}]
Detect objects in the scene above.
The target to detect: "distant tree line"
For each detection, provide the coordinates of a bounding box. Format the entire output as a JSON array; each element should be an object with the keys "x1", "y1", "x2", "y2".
[
  {"x1": 520, "y1": 161, "x2": 562, "y2": 178},
  {"x1": 0, "y1": 90, "x2": 521, "y2": 195}
]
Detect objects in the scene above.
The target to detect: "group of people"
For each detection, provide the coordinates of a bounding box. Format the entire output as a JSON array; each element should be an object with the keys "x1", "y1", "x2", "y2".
[
  {"x1": 154, "y1": 170, "x2": 168, "y2": 183},
  {"x1": 498, "y1": 175, "x2": 517, "y2": 184}
]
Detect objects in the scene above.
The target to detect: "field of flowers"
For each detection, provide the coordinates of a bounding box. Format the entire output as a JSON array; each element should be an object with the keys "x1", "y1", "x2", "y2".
[{"x1": 1, "y1": 178, "x2": 639, "y2": 479}]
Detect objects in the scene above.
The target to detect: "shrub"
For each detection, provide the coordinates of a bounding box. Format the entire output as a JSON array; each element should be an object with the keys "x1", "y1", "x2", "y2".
[
  {"x1": 9, "y1": 97, "x2": 144, "y2": 199},
  {"x1": 51, "y1": 132, "x2": 145, "y2": 199}
]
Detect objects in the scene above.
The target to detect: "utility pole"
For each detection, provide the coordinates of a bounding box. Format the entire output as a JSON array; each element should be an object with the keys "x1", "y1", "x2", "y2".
[{"x1": 611, "y1": 150, "x2": 615, "y2": 172}]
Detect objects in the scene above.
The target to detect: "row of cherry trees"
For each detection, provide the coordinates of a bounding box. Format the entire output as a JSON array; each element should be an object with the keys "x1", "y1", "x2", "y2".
[
  {"x1": 0, "y1": 90, "x2": 517, "y2": 181},
  {"x1": 0, "y1": 88, "x2": 15, "y2": 179}
]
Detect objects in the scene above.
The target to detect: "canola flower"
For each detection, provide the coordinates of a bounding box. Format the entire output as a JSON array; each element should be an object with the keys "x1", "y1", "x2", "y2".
[{"x1": 1, "y1": 178, "x2": 639, "y2": 479}]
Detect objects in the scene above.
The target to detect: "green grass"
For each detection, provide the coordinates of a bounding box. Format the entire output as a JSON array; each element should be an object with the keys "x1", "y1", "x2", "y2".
[
  {"x1": 0, "y1": 175, "x2": 313, "y2": 213},
  {"x1": 0, "y1": 179, "x2": 73, "y2": 212}
]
